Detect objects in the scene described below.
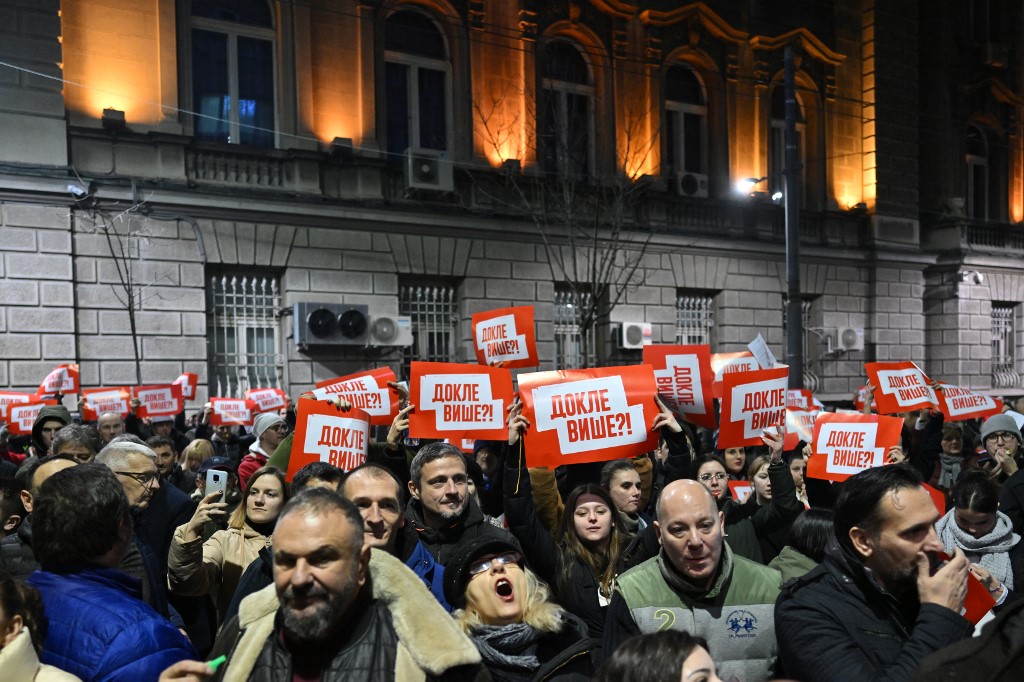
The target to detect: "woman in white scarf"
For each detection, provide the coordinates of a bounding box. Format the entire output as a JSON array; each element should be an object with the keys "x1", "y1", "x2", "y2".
[{"x1": 935, "y1": 471, "x2": 1020, "y2": 592}]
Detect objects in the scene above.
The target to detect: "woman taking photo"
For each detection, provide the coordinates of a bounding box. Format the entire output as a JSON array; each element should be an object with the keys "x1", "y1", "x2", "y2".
[
  {"x1": 445, "y1": 537, "x2": 594, "y2": 681},
  {"x1": 168, "y1": 465, "x2": 289, "y2": 622}
]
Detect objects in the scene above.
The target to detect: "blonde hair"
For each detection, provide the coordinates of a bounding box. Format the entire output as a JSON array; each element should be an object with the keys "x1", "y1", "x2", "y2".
[
  {"x1": 747, "y1": 454, "x2": 771, "y2": 481},
  {"x1": 182, "y1": 439, "x2": 214, "y2": 471},
  {"x1": 454, "y1": 567, "x2": 564, "y2": 635}
]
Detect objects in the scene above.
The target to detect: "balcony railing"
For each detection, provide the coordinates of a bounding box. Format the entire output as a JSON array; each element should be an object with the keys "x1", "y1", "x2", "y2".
[{"x1": 923, "y1": 216, "x2": 1024, "y2": 255}]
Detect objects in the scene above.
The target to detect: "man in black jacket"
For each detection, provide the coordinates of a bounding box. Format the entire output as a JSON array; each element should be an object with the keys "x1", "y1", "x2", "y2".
[{"x1": 775, "y1": 464, "x2": 974, "y2": 681}]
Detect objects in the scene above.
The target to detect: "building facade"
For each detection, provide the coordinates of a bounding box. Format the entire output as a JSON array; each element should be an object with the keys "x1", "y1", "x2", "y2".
[{"x1": 0, "y1": 0, "x2": 1022, "y2": 408}]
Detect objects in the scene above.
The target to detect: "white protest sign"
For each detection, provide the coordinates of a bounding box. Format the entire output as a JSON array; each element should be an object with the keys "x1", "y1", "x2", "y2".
[
  {"x1": 476, "y1": 313, "x2": 529, "y2": 364},
  {"x1": 747, "y1": 334, "x2": 778, "y2": 370},
  {"x1": 817, "y1": 421, "x2": 885, "y2": 476},
  {"x1": 420, "y1": 374, "x2": 504, "y2": 432},
  {"x1": 312, "y1": 377, "x2": 391, "y2": 418},
  {"x1": 303, "y1": 413, "x2": 369, "y2": 470},
  {"x1": 532, "y1": 376, "x2": 647, "y2": 455}
]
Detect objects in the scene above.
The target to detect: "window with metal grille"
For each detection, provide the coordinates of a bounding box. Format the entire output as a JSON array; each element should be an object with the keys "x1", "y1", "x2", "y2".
[
  {"x1": 992, "y1": 303, "x2": 1018, "y2": 388},
  {"x1": 554, "y1": 287, "x2": 597, "y2": 368},
  {"x1": 675, "y1": 293, "x2": 715, "y2": 346},
  {"x1": 399, "y1": 283, "x2": 459, "y2": 379},
  {"x1": 783, "y1": 296, "x2": 819, "y2": 392},
  {"x1": 207, "y1": 273, "x2": 281, "y2": 397}
]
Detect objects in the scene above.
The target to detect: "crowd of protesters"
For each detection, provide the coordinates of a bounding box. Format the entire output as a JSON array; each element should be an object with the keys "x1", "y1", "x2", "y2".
[{"x1": 1, "y1": 380, "x2": 1024, "y2": 681}]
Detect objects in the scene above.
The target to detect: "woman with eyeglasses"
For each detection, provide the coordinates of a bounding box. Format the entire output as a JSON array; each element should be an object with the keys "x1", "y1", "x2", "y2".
[
  {"x1": 445, "y1": 537, "x2": 595, "y2": 681},
  {"x1": 168, "y1": 465, "x2": 289, "y2": 622}
]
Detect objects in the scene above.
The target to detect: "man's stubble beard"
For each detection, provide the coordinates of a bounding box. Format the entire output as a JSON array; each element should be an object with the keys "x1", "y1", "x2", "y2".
[{"x1": 281, "y1": 582, "x2": 359, "y2": 642}]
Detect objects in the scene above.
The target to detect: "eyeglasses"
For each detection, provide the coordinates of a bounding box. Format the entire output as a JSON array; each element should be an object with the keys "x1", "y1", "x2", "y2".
[
  {"x1": 115, "y1": 470, "x2": 159, "y2": 488},
  {"x1": 698, "y1": 473, "x2": 729, "y2": 482},
  {"x1": 468, "y1": 551, "x2": 521, "y2": 576},
  {"x1": 270, "y1": 424, "x2": 289, "y2": 432},
  {"x1": 986, "y1": 432, "x2": 1018, "y2": 443}
]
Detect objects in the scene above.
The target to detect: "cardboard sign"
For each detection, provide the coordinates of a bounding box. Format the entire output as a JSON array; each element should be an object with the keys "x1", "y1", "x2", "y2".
[
  {"x1": 38, "y1": 363, "x2": 79, "y2": 396},
  {"x1": 518, "y1": 365, "x2": 660, "y2": 468},
  {"x1": 865, "y1": 362, "x2": 939, "y2": 414},
  {"x1": 289, "y1": 399, "x2": 370, "y2": 479},
  {"x1": 7, "y1": 400, "x2": 58, "y2": 435},
  {"x1": 409, "y1": 362, "x2": 513, "y2": 439},
  {"x1": 711, "y1": 351, "x2": 759, "y2": 399},
  {"x1": 729, "y1": 480, "x2": 753, "y2": 503},
  {"x1": 936, "y1": 383, "x2": 1003, "y2": 422},
  {"x1": 133, "y1": 384, "x2": 183, "y2": 418},
  {"x1": 472, "y1": 306, "x2": 539, "y2": 369},
  {"x1": 784, "y1": 407, "x2": 819, "y2": 451},
  {"x1": 312, "y1": 368, "x2": 398, "y2": 426},
  {"x1": 787, "y1": 389, "x2": 814, "y2": 410},
  {"x1": 0, "y1": 392, "x2": 35, "y2": 420},
  {"x1": 81, "y1": 387, "x2": 131, "y2": 421},
  {"x1": 853, "y1": 384, "x2": 876, "y2": 413},
  {"x1": 936, "y1": 551, "x2": 996, "y2": 625},
  {"x1": 245, "y1": 387, "x2": 288, "y2": 414},
  {"x1": 173, "y1": 372, "x2": 198, "y2": 400},
  {"x1": 210, "y1": 398, "x2": 257, "y2": 426},
  {"x1": 807, "y1": 413, "x2": 904, "y2": 482},
  {"x1": 719, "y1": 366, "x2": 789, "y2": 448},
  {"x1": 643, "y1": 345, "x2": 716, "y2": 429},
  {"x1": 747, "y1": 333, "x2": 778, "y2": 370}
]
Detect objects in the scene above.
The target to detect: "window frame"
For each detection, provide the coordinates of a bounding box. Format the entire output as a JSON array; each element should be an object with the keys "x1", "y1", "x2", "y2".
[
  {"x1": 663, "y1": 66, "x2": 708, "y2": 178},
  {"x1": 674, "y1": 291, "x2": 716, "y2": 347},
  {"x1": 540, "y1": 41, "x2": 597, "y2": 179},
  {"x1": 189, "y1": 10, "x2": 279, "y2": 148},
  {"x1": 966, "y1": 124, "x2": 990, "y2": 220}
]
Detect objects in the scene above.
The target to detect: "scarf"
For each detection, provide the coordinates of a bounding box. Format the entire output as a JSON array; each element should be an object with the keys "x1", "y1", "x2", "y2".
[
  {"x1": 619, "y1": 511, "x2": 641, "y2": 536},
  {"x1": 470, "y1": 622, "x2": 542, "y2": 682},
  {"x1": 935, "y1": 509, "x2": 1019, "y2": 589},
  {"x1": 937, "y1": 453, "x2": 962, "y2": 490}
]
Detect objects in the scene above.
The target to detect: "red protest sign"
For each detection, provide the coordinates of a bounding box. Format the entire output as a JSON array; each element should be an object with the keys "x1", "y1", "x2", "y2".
[
  {"x1": 936, "y1": 383, "x2": 1003, "y2": 422},
  {"x1": 409, "y1": 362, "x2": 513, "y2": 440},
  {"x1": 0, "y1": 392, "x2": 35, "y2": 420},
  {"x1": 787, "y1": 389, "x2": 813, "y2": 410},
  {"x1": 643, "y1": 345, "x2": 716, "y2": 429},
  {"x1": 729, "y1": 480, "x2": 753, "y2": 503},
  {"x1": 210, "y1": 398, "x2": 258, "y2": 426},
  {"x1": 81, "y1": 387, "x2": 131, "y2": 421},
  {"x1": 38, "y1": 364, "x2": 79, "y2": 396},
  {"x1": 865, "y1": 362, "x2": 939, "y2": 414},
  {"x1": 922, "y1": 482, "x2": 947, "y2": 515},
  {"x1": 807, "y1": 413, "x2": 904, "y2": 482},
  {"x1": 133, "y1": 384, "x2": 183, "y2": 419},
  {"x1": 784, "y1": 407, "x2": 819, "y2": 451},
  {"x1": 312, "y1": 368, "x2": 398, "y2": 426},
  {"x1": 472, "y1": 306, "x2": 538, "y2": 369},
  {"x1": 936, "y1": 551, "x2": 995, "y2": 624},
  {"x1": 245, "y1": 388, "x2": 288, "y2": 414},
  {"x1": 853, "y1": 384, "x2": 876, "y2": 412},
  {"x1": 173, "y1": 372, "x2": 198, "y2": 400},
  {"x1": 7, "y1": 400, "x2": 58, "y2": 435},
  {"x1": 289, "y1": 399, "x2": 370, "y2": 479},
  {"x1": 718, "y1": 366, "x2": 789, "y2": 448},
  {"x1": 519, "y1": 365, "x2": 660, "y2": 468},
  {"x1": 711, "y1": 351, "x2": 759, "y2": 399}
]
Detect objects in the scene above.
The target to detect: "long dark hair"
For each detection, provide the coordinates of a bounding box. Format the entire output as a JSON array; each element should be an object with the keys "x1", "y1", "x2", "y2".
[
  {"x1": 786, "y1": 508, "x2": 834, "y2": 563},
  {"x1": 951, "y1": 471, "x2": 999, "y2": 514},
  {"x1": 555, "y1": 483, "x2": 627, "y2": 598},
  {"x1": 595, "y1": 630, "x2": 710, "y2": 682},
  {"x1": 0, "y1": 571, "x2": 46, "y2": 655}
]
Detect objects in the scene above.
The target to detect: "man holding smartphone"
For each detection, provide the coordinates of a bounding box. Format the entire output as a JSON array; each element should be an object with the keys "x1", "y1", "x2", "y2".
[{"x1": 988, "y1": 414, "x2": 1024, "y2": 536}]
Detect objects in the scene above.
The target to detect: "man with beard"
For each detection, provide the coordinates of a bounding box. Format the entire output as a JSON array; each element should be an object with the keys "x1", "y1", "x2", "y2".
[
  {"x1": 399, "y1": 442, "x2": 518, "y2": 611},
  {"x1": 774, "y1": 464, "x2": 974, "y2": 681},
  {"x1": 179, "y1": 488, "x2": 487, "y2": 681}
]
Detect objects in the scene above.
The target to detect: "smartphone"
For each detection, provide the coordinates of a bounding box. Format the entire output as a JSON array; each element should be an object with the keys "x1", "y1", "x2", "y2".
[{"x1": 205, "y1": 470, "x2": 227, "y2": 499}]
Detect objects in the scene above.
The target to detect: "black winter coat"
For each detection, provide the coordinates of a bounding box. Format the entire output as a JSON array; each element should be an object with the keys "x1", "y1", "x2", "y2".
[
  {"x1": 775, "y1": 544, "x2": 974, "y2": 682},
  {"x1": 473, "y1": 612, "x2": 594, "y2": 682},
  {"x1": 1000, "y1": 468, "x2": 1024, "y2": 538}
]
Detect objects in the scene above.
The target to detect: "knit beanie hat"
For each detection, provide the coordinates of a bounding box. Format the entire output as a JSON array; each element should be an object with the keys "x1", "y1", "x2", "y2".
[
  {"x1": 980, "y1": 413, "x2": 1022, "y2": 446},
  {"x1": 253, "y1": 412, "x2": 285, "y2": 439}
]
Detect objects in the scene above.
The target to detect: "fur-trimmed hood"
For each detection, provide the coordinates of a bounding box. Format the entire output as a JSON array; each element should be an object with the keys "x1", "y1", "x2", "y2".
[{"x1": 223, "y1": 548, "x2": 482, "y2": 681}]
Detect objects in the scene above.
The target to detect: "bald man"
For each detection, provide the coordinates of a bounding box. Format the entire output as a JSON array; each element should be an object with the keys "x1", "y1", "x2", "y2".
[{"x1": 601, "y1": 479, "x2": 783, "y2": 681}]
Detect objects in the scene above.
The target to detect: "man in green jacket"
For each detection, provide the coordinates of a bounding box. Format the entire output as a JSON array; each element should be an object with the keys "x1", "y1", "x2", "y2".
[{"x1": 601, "y1": 479, "x2": 781, "y2": 681}]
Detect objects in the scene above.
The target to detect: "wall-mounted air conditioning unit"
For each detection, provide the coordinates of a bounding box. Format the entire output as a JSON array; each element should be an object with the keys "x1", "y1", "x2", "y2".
[
  {"x1": 618, "y1": 321, "x2": 652, "y2": 350},
  {"x1": 675, "y1": 171, "x2": 709, "y2": 199},
  {"x1": 405, "y1": 148, "x2": 454, "y2": 192},
  {"x1": 368, "y1": 315, "x2": 413, "y2": 347},
  {"x1": 293, "y1": 302, "x2": 369, "y2": 347},
  {"x1": 835, "y1": 327, "x2": 865, "y2": 352}
]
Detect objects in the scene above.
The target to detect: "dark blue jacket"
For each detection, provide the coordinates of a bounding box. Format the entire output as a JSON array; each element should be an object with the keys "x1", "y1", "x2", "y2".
[{"x1": 28, "y1": 565, "x2": 197, "y2": 682}]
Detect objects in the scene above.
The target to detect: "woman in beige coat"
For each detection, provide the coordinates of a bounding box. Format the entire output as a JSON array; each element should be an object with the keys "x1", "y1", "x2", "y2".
[
  {"x1": 0, "y1": 572, "x2": 80, "y2": 681},
  {"x1": 168, "y1": 466, "x2": 289, "y2": 621}
]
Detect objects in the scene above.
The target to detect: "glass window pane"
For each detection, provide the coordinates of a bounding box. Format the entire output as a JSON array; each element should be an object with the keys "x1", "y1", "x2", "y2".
[
  {"x1": 192, "y1": 29, "x2": 230, "y2": 143},
  {"x1": 386, "y1": 62, "x2": 410, "y2": 155},
  {"x1": 192, "y1": 0, "x2": 273, "y2": 26},
  {"x1": 237, "y1": 36, "x2": 275, "y2": 147},
  {"x1": 418, "y1": 67, "x2": 447, "y2": 150},
  {"x1": 664, "y1": 110, "x2": 678, "y2": 173},
  {"x1": 539, "y1": 89, "x2": 560, "y2": 175},
  {"x1": 544, "y1": 42, "x2": 590, "y2": 84},
  {"x1": 385, "y1": 10, "x2": 446, "y2": 59},
  {"x1": 666, "y1": 66, "x2": 703, "y2": 104},
  {"x1": 683, "y1": 112, "x2": 702, "y2": 173},
  {"x1": 565, "y1": 92, "x2": 590, "y2": 176}
]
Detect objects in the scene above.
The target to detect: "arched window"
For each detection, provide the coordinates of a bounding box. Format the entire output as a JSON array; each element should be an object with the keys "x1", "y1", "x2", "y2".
[
  {"x1": 539, "y1": 40, "x2": 594, "y2": 178},
  {"x1": 190, "y1": 0, "x2": 276, "y2": 147},
  {"x1": 769, "y1": 86, "x2": 805, "y2": 204},
  {"x1": 664, "y1": 65, "x2": 708, "y2": 195},
  {"x1": 966, "y1": 125, "x2": 989, "y2": 220},
  {"x1": 384, "y1": 10, "x2": 451, "y2": 157}
]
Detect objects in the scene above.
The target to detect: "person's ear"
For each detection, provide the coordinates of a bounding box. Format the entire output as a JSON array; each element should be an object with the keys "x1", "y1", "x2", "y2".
[
  {"x1": 849, "y1": 526, "x2": 876, "y2": 559},
  {"x1": 3, "y1": 514, "x2": 22, "y2": 534},
  {"x1": 19, "y1": 490, "x2": 32, "y2": 515},
  {"x1": 1, "y1": 613, "x2": 23, "y2": 647},
  {"x1": 653, "y1": 519, "x2": 663, "y2": 546},
  {"x1": 407, "y1": 480, "x2": 420, "y2": 501},
  {"x1": 357, "y1": 543, "x2": 371, "y2": 588}
]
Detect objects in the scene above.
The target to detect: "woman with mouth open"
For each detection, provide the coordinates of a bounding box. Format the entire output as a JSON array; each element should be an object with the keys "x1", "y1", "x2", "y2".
[{"x1": 445, "y1": 536, "x2": 595, "y2": 681}]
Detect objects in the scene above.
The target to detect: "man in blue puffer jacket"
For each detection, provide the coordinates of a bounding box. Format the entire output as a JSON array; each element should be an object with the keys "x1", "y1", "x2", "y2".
[{"x1": 27, "y1": 463, "x2": 196, "y2": 681}]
